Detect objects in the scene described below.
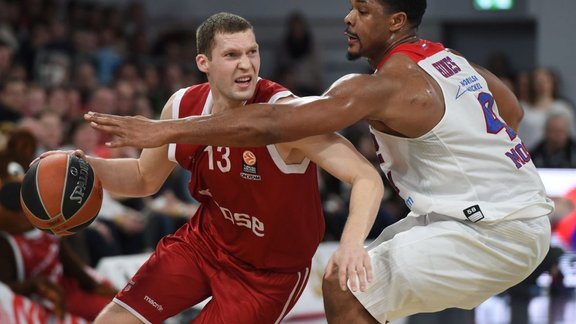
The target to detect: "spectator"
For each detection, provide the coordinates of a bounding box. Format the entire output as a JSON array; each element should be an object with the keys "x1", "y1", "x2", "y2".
[
  {"x1": 23, "y1": 83, "x2": 46, "y2": 117},
  {"x1": 519, "y1": 67, "x2": 576, "y2": 150},
  {"x1": 0, "y1": 39, "x2": 14, "y2": 82},
  {"x1": 36, "y1": 110, "x2": 64, "y2": 154},
  {"x1": 531, "y1": 112, "x2": 576, "y2": 168},
  {"x1": 0, "y1": 78, "x2": 27, "y2": 122},
  {"x1": 273, "y1": 11, "x2": 324, "y2": 96}
]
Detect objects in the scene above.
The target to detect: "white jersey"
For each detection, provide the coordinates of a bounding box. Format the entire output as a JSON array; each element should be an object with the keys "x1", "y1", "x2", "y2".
[{"x1": 370, "y1": 40, "x2": 553, "y2": 222}]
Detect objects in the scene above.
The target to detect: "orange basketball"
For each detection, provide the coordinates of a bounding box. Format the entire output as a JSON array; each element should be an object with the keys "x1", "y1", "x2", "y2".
[{"x1": 20, "y1": 153, "x2": 103, "y2": 236}]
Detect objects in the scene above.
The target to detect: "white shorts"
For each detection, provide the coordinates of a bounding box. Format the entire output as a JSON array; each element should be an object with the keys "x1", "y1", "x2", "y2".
[{"x1": 351, "y1": 213, "x2": 551, "y2": 323}]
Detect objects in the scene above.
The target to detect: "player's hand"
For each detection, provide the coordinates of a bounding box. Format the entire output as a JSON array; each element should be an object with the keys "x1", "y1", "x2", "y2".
[
  {"x1": 29, "y1": 150, "x2": 86, "y2": 167},
  {"x1": 84, "y1": 112, "x2": 166, "y2": 148},
  {"x1": 324, "y1": 243, "x2": 372, "y2": 292},
  {"x1": 33, "y1": 277, "x2": 66, "y2": 320}
]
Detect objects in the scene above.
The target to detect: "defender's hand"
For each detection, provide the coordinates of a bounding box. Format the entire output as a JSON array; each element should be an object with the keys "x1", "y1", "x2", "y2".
[{"x1": 84, "y1": 112, "x2": 166, "y2": 148}]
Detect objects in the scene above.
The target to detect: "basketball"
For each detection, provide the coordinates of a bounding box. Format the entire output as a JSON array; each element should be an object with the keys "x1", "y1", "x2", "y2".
[{"x1": 20, "y1": 153, "x2": 103, "y2": 236}]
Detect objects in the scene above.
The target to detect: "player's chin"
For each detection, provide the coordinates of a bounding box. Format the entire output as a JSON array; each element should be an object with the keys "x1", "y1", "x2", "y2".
[
  {"x1": 232, "y1": 87, "x2": 256, "y2": 101},
  {"x1": 346, "y1": 50, "x2": 362, "y2": 61}
]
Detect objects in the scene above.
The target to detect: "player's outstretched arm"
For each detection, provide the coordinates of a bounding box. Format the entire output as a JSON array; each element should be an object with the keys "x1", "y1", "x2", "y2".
[
  {"x1": 85, "y1": 74, "x2": 378, "y2": 148},
  {"x1": 285, "y1": 132, "x2": 384, "y2": 292}
]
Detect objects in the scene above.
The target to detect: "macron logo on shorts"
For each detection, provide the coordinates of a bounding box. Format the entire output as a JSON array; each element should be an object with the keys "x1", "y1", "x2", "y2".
[{"x1": 144, "y1": 295, "x2": 164, "y2": 312}]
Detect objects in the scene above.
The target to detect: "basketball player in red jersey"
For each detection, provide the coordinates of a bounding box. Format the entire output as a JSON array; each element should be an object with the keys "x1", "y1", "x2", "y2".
[
  {"x1": 39, "y1": 12, "x2": 383, "y2": 323},
  {"x1": 85, "y1": 1, "x2": 554, "y2": 323}
]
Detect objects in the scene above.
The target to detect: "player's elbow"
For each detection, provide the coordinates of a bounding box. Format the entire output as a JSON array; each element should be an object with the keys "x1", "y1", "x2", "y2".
[
  {"x1": 140, "y1": 181, "x2": 163, "y2": 197},
  {"x1": 353, "y1": 167, "x2": 385, "y2": 198}
]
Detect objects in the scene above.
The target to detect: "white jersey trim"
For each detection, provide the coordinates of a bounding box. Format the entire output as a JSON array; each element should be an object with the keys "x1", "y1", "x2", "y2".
[
  {"x1": 263, "y1": 89, "x2": 311, "y2": 174},
  {"x1": 113, "y1": 297, "x2": 152, "y2": 324},
  {"x1": 168, "y1": 88, "x2": 189, "y2": 163},
  {"x1": 268, "y1": 90, "x2": 293, "y2": 104},
  {"x1": 274, "y1": 267, "x2": 309, "y2": 324},
  {"x1": 266, "y1": 145, "x2": 310, "y2": 174}
]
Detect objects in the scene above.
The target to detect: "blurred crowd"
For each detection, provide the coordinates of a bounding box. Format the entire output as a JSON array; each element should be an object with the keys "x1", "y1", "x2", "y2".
[{"x1": 1, "y1": 1, "x2": 576, "y2": 322}]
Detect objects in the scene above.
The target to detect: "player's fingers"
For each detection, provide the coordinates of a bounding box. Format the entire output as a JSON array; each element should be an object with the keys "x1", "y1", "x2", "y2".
[
  {"x1": 84, "y1": 112, "x2": 121, "y2": 126},
  {"x1": 354, "y1": 265, "x2": 365, "y2": 292},
  {"x1": 339, "y1": 266, "x2": 349, "y2": 291},
  {"x1": 72, "y1": 149, "x2": 86, "y2": 159},
  {"x1": 347, "y1": 266, "x2": 359, "y2": 292},
  {"x1": 105, "y1": 137, "x2": 129, "y2": 148},
  {"x1": 89, "y1": 121, "x2": 123, "y2": 135},
  {"x1": 364, "y1": 254, "x2": 374, "y2": 284}
]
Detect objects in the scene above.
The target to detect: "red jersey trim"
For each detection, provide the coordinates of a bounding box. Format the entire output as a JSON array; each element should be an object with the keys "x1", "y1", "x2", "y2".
[{"x1": 376, "y1": 39, "x2": 446, "y2": 70}]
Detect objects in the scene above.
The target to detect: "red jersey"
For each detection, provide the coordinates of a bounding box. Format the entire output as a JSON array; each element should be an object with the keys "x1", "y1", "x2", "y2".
[
  {"x1": 168, "y1": 79, "x2": 325, "y2": 272},
  {"x1": 0, "y1": 229, "x2": 63, "y2": 284}
]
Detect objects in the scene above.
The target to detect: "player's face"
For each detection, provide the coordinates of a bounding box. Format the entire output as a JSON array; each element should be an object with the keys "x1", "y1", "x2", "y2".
[
  {"x1": 201, "y1": 30, "x2": 260, "y2": 103},
  {"x1": 344, "y1": 0, "x2": 391, "y2": 62}
]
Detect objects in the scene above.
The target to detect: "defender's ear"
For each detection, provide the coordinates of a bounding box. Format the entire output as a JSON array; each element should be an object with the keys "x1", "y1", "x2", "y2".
[
  {"x1": 389, "y1": 12, "x2": 408, "y2": 32},
  {"x1": 196, "y1": 54, "x2": 209, "y2": 73}
]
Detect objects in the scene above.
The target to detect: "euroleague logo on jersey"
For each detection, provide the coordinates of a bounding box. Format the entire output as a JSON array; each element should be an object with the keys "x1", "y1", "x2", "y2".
[
  {"x1": 243, "y1": 150, "x2": 256, "y2": 166},
  {"x1": 241, "y1": 150, "x2": 261, "y2": 181}
]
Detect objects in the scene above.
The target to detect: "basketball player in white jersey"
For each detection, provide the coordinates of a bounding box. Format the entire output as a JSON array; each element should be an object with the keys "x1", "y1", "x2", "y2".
[{"x1": 85, "y1": 1, "x2": 555, "y2": 323}]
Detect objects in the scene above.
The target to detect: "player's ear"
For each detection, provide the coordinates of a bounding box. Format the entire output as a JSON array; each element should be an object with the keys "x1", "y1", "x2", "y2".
[
  {"x1": 389, "y1": 12, "x2": 407, "y2": 32},
  {"x1": 196, "y1": 54, "x2": 209, "y2": 73}
]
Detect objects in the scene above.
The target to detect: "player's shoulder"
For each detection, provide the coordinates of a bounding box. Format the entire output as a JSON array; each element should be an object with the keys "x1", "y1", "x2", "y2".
[
  {"x1": 250, "y1": 78, "x2": 291, "y2": 104},
  {"x1": 185, "y1": 82, "x2": 211, "y2": 96},
  {"x1": 255, "y1": 78, "x2": 288, "y2": 93},
  {"x1": 327, "y1": 72, "x2": 396, "y2": 101}
]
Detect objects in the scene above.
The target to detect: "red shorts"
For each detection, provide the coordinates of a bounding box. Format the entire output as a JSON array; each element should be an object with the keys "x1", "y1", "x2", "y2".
[{"x1": 114, "y1": 222, "x2": 311, "y2": 323}]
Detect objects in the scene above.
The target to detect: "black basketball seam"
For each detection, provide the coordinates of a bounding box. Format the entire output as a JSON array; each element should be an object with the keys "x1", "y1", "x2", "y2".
[
  {"x1": 65, "y1": 157, "x2": 96, "y2": 222},
  {"x1": 60, "y1": 155, "x2": 70, "y2": 219},
  {"x1": 35, "y1": 159, "x2": 52, "y2": 220}
]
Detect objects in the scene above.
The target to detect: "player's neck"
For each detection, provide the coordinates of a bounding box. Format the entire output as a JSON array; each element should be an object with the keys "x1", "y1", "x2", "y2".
[
  {"x1": 370, "y1": 33, "x2": 419, "y2": 69},
  {"x1": 211, "y1": 93, "x2": 245, "y2": 114}
]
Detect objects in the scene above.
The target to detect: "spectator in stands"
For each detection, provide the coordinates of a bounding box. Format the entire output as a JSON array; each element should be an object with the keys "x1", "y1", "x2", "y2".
[
  {"x1": 531, "y1": 112, "x2": 576, "y2": 168},
  {"x1": 0, "y1": 78, "x2": 26, "y2": 122},
  {"x1": 35, "y1": 110, "x2": 64, "y2": 154},
  {"x1": 23, "y1": 84, "x2": 47, "y2": 117},
  {"x1": 273, "y1": 11, "x2": 324, "y2": 96},
  {"x1": 0, "y1": 39, "x2": 14, "y2": 82},
  {"x1": 87, "y1": 86, "x2": 117, "y2": 116},
  {"x1": 519, "y1": 67, "x2": 576, "y2": 150},
  {"x1": 515, "y1": 70, "x2": 533, "y2": 105}
]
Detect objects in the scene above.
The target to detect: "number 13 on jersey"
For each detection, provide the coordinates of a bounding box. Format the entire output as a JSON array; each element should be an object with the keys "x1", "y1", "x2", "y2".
[{"x1": 204, "y1": 146, "x2": 231, "y2": 172}]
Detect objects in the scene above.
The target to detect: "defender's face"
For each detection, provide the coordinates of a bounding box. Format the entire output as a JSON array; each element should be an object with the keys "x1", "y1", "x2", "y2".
[
  {"x1": 344, "y1": 0, "x2": 391, "y2": 61},
  {"x1": 201, "y1": 30, "x2": 260, "y2": 103}
]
